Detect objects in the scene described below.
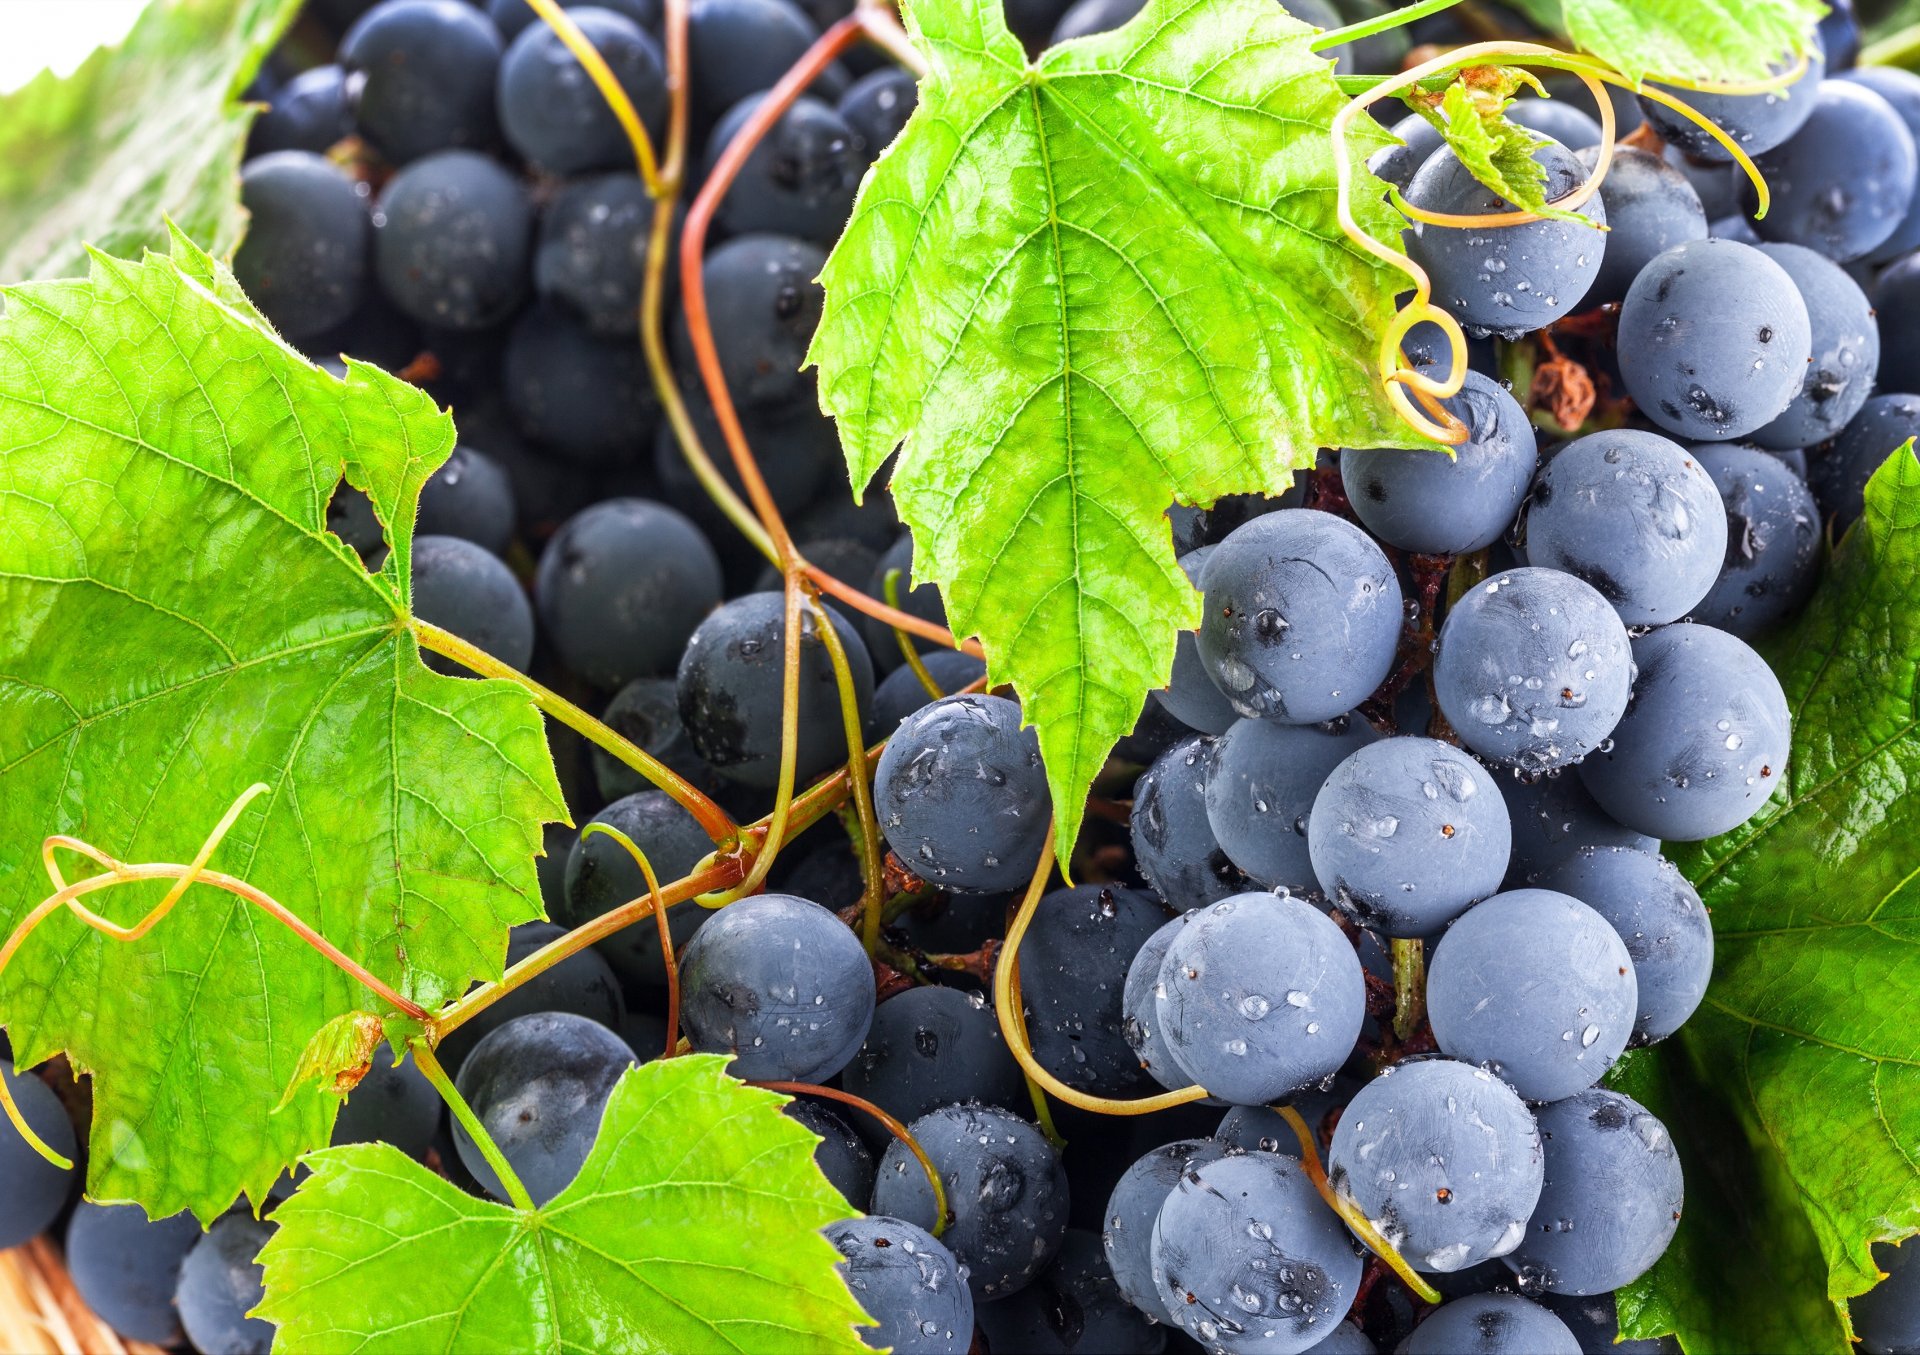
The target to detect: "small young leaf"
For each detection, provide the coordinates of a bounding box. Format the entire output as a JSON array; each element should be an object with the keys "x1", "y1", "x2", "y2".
[
  {"x1": 0, "y1": 0, "x2": 300, "y2": 282},
  {"x1": 0, "y1": 234, "x2": 564, "y2": 1222},
  {"x1": 1414, "y1": 75, "x2": 1590, "y2": 225},
  {"x1": 1508, "y1": 0, "x2": 1824, "y2": 87},
  {"x1": 810, "y1": 0, "x2": 1423, "y2": 854},
  {"x1": 276, "y1": 1012, "x2": 385, "y2": 1111},
  {"x1": 257, "y1": 1056, "x2": 872, "y2": 1352},
  {"x1": 1613, "y1": 445, "x2": 1920, "y2": 1353}
]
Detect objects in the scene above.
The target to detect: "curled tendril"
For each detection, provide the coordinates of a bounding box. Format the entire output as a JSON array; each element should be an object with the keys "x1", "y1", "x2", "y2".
[
  {"x1": 579, "y1": 823, "x2": 679, "y2": 1060},
  {"x1": 0, "y1": 784, "x2": 430, "y2": 1168}
]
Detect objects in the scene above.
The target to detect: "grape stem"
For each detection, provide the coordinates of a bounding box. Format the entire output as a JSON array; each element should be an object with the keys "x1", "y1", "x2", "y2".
[
  {"x1": 412, "y1": 1042, "x2": 536, "y2": 1212},
  {"x1": 580, "y1": 824, "x2": 681, "y2": 1059},
  {"x1": 1275, "y1": 1104, "x2": 1441, "y2": 1305},
  {"x1": 812, "y1": 596, "x2": 888, "y2": 953},
  {"x1": 751, "y1": 1081, "x2": 949, "y2": 1234},
  {"x1": 884, "y1": 569, "x2": 946, "y2": 701},
  {"x1": 1391, "y1": 937, "x2": 1426, "y2": 1042},
  {"x1": 524, "y1": 0, "x2": 663, "y2": 192},
  {"x1": 1310, "y1": 0, "x2": 1465, "y2": 53}
]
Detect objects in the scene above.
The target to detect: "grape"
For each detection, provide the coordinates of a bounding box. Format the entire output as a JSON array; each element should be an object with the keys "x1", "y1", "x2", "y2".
[
  {"x1": 374, "y1": 150, "x2": 532, "y2": 331},
  {"x1": 873, "y1": 694, "x2": 1050, "y2": 892},
  {"x1": 1853, "y1": 1239, "x2": 1920, "y2": 1355},
  {"x1": 1340, "y1": 369, "x2": 1537, "y2": 555},
  {"x1": 411, "y1": 533, "x2": 535, "y2": 674},
  {"x1": 840, "y1": 68, "x2": 918, "y2": 162},
  {"x1": 452, "y1": 1011, "x2": 635, "y2": 1203},
  {"x1": 843, "y1": 986, "x2": 1026, "y2": 1138},
  {"x1": 535, "y1": 499, "x2": 721, "y2": 688},
  {"x1": 654, "y1": 387, "x2": 831, "y2": 540},
  {"x1": 592, "y1": 676, "x2": 714, "y2": 800},
  {"x1": 873, "y1": 1102, "x2": 1069, "y2": 1300},
  {"x1": 826, "y1": 1215, "x2": 975, "y2": 1355},
  {"x1": 1810, "y1": 393, "x2": 1920, "y2": 533},
  {"x1": 1577, "y1": 623, "x2": 1792, "y2": 841},
  {"x1": 491, "y1": 0, "x2": 660, "y2": 40},
  {"x1": 671, "y1": 234, "x2": 826, "y2": 413},
  {"x1": 1508, "y1": 98, "x2": 1603, "y2": 151},
  {"x1": 1637, "y1": 40, "x2": 1824, "y2": 161},
  {"x1": 249, "y1": 64, "x2": 354, "y2": 156},
  {"x1": 1747, "y1": 79, "x2": 1919, "y2": 263},
  {"x1": 1167, "y1": 488, "x2": 1296, "y2": 556},
  {"x1": 340, "y1": 0, "x2": 502, "y2": 164},
  {"x1": 862, "y1": 532, "x2": 948, "y2": 671},
  {"x1": 1690, "y1": 443, "x2": 1822, "y2": 638},
  {"x1": 1154, "y1": 892, "x2": 1365, "y2": 1106},
  {"x1": 679, "y1": 893, "x2": 874, "y2": 1081},
  {"x1": 1841, "y1": 66, "x2": 1920, "y2": 262},
  {"x1": 439, "y1": 921, "x2": 628, "y2": 1071},
  {"x1": 784, "y1": 1099, "x2": 875, "y2": 1209},
  {"x1": 332, "y1": 1052, "x2": 442, "y2": 1158},
  {"x1": 1121, "y1": 912, "x2": 1199, "y2": 1093},
  {"x1": 1019, "y1": 885, "x2": 1172, "y2": 1095},
  {"x1": 1304, "y1": 1323, "x2": 1376, "y2": 1354},
  {"x1": 302, "y1": 286, "x2": 424, "y2": 372},
  {"x1": 1204, "y1": 714, "x2": 1377, "y2": 892},
  {"x1": 1539, "y1": 1293, "x2": 1678, "y2": 1355},
  {"x1": 1572, "y1": 146, "x2": 1707, "y2": 308},
  {"x1": 1402, "y1": 1294, "x2": 1580, "y2": 1355},
  {"x1": 1149, "y1": 1151, "x2": 1361, "y2": 1354},
  {"x1": 1367, "y1": 113, "x2": 1444, "y2": 193},
  {"x1": 1426, "y1": 889, "x2": 1637, "y2": 1103},
  {"x1": 534, "y1": 174, "x2": 660, "y2": 337},
  {"x1": 1103, "y1": 1138, "x2": 1231, "y2": 1322},
  {"x1": 1155, "y1": 546, "x2": 1238, "y2": 733},
  {"x1": 65, "y1": 1202, "x2": 203, "y2": 1345},
  {"x1": 503, "y1": 306, "x2": 658, "y2": 465},
  {"x1": 233, "y1": 152, "x2": 369, "y2": 341},
  {"x1": 1521, "y1": 429, "x2": 1728, "y2": 627},
  {"x1": 706, "y1": 94, "x2": 865, "y2": 245},
  {"x1": 1616, "y1": 240, "x2": 1813, "y2": 442},
  {"x1": 1131, "y1": 734, "x2": 1251, "y2": 910},
  {"x1": 979, "y1": 1230, "x2": 1162, "y2": 1354},
  {"x1": 1215, "y1": 1074, "x2": 1351, "y2": 1155},
  {"x1": 1403, "y1": 139, "x2": 1606, "y2": 339},
  {"x1": 1328, "y1": 1059, "x2": 1543, "y2": 1274},
  {"x1": 688, "y1": 0, "x2": 835, "y2": 126},
  {"x1": 1747, "y1": 243, "x2": 1881, "y2": 450},
  {"x1": 416, "y1": 445, "x2": 516, "y2": 556},
  {"x1": 177, "y1": 1216, "x2": 276, "y2": 1354},
  {"x1": 561, "y1": 791, "x2": 714, "y2": 987},
  {"x1": 497, "y1": 7, "x2": 667, "y2": 175},
  {"x1": 0, "y1": 1062, "x2": 74, "y2": 1248},
  {"x1": 1663, "y1": 145, "x2": 1740, "y2": 220},
  {"x1": 871, "y1": 650, "x2": 989, "y2": 731},
  {"x1": 1497, "y1": 771, "x2": 1656, "y2": 886},
  {"x1": 1051, "y1": 0, "x2": 1143, "y2": 41},
  {"x1": 1308, "y1": 736, "x2": 1511, "y2": 938},
  {"x1": 1503, "y1": 1089, "x2": 1682, "y2": 1296},
  {"x1": 1196, "y1": 510, "x2": 1403, "y2": 725},
  {"x1": 1431, "y1": 568, "x2": 1633, "y2": 773}
]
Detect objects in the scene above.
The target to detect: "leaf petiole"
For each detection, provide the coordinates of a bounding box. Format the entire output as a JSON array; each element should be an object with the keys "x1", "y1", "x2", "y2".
[
  {"x1": 1311, "y1": 0, "x2": 1467, "y2": 53},
  {"x1": 411, "y1": 1041, "x2": 536, "y2": 1212}
]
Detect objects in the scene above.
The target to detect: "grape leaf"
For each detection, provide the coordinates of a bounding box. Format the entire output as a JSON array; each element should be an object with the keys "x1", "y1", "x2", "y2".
[
  {"x1": 1413, "y1": 74, "x2": 1589, "y2": 225},
  {"x1": 1505, "y1": 0, "x2": 1825, "y2": 86},
  {"x1": 0, "y1": 0, "x2": 300, "y2": 283},
  {"x1": 0, "y1": 231, "x2": 564, "y2": 1222},
  {"x1": 809, "y1": 0, "x2": 1419, "y2": 854},
  {"x1": 1614, "y1": 445, "x2": 1920, "y2": 1354},
  {"x1": 257, "y1": 1055, "x2": 871, "y2": 1353}
]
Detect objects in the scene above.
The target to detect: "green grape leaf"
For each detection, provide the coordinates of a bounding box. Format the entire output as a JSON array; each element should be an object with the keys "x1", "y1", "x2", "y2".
[
  {"x1": 809, "y1": 0, "x2": 1420, "y2": 854},
  {"x1": 1413, "y1": 74, "x2": 1590, "y2": 225},
  {"x1": 257, "y1": 1055, "x2": 871, "y2": 1353},
  {"x1": 1506, "y1": 0, "x2": 1825, "y2": 86},
  {"x1": 0, "y1": 231, "x2": 564, "y2": 1222},
  {"x1": 1613, "y1": 445, "x2": 1920, "y2": 1354},
  {"x1": 0, "y1": 0, "x2": 300, "y2": 283}
]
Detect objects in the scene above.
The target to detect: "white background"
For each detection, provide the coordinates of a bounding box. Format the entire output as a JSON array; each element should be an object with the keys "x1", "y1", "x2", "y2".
[{"x1": 0, "y1": 1, "x2": 152, "y2": 93}]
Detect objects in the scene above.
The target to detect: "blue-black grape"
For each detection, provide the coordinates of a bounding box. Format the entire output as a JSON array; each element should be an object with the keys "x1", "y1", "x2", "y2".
[
  {"x1": 374, "y1": 150, "x2": 532, "y2": 330},
  {"x1": 497, "y1": 7, "x2": 667, "y2": 174},
  {"x1": 1810, "y1": 393, "x2": 1920, "y2": 532},
  {"x1": 1842, "y1": 66, "x2": 1920, "y2": 262},
  {"x1": 1572, "y1": 145, "x2": 1707, "y2": 308},
  {"x1": 1018, "y1": 885, "x2": 1171, "y2": 1095},
  {"x1": 535, "y1": 498, "x2": 721, "y2": 687},
  {"x1": 534, "y1": 174, "x2": 660, "y2": 337},
  {"x1": 706, "y1": 94, "x2": 864, "y2": 245},
  {"x1": 1747, "y1": 78, "x2": 1919, "y2": 263},
  {"x1": 1504, "y1": 1089, "x2": 1682, "y2": 1296},
  {"x1": 1327, "y1": 1059, "x2": 1543, "y2": 1274},
  {"x1": 416, "y1": 444, "x2": 516, "y2": 556},
  {"x1": 1522, "y1": 429, "x2": 1728, "y2": 627},
  {"x1": 0, "y1": 1062, "x2": 74, "y2": 1249},
  {"x1": 979, "y1": 1229, "x2": 1162, "y2": 1354},
  {"x1": 688, "y1": 0, "x2": 835, "y2": 126},
  {"x1": 503, "y1": 306, "x2": 658, "y2": 465},
  {"x1": 843, "y1": 985, "x2": 1026, "y2": 1139},
  {"x1": 234, "y1": 151, "x2": 369, "y2": 340},
  {"x1": 1402, "y1": 1294, "x2": 1580, "y2": 1354},
  {"x1": 491, "y1": 0, "x2": 660, "y2": 39},
  {"x1": 862, "y1": 532, "x2": 947, "y2": 672},
  {"x1": 1131, "y1": 734, "x2": 1251, "y2": 910},
  {"x1": 1540, "y1": 1293, "x2": 1679, "y2": 1355},
  {"x1": 452, "y1": 1011, "x2": 635, "y2": 1203},
  {"x1": 1748, "y1": 242, "x2": 1880, "y2": 450},
  {"x1": 340, "y1": 0, "x2": 502, "y2": 163},
  {"x1": 1404, "y1": 138, "x2": 1606, "y2": 339},
  {"x1": 1690, "y1": 443, "x2": 1822, "y2": 637},
  {"x1": 1167, "y1": 488, "x2": 1297, "y2": 556},
  {"x1": 827, "y1": 1215, "x2": 975, "y2": 1355},
  {"x1": 1427, "y1": 889, "x2": 1637, "y2": 1102},
  {"x1": 1578, "y1": 623, "x2": 1791, "y2": 841},
  {"x1": 840, "y1": 67, "x2": 918, "y2": 163},
  {"x1": 411, "y1": 533, "x2": 535, "y2": 674},
  {"x1": 1367, "y1": 113, "x2": 1444, "y2": 193},
  {"x1": 1150, "y1": 1151, "x2": 1361, "y2": 1354},
  {"x1": 592, "y1": 676, "x2": 714, "y2": 800},
  {"x1": 672, "y1": 233, "x2": 826, "y2": 413},
  {"x1": 784, "y1": 1098, "x2": 874, "y2": 1209},
  {"x1": 1121, "y1": 912, "x2": 1199, "y2": 1093},
  {"x1": 1309, "y1": 736, "x2": 1511, "y2": 937},
  {"x1": 1154, "y1": 892, "x2": 1365, "y2": 1106},
  {"x1": 679, "y1": 893, "x2": 874, "y2": 1081},
  {"x1": 1638, "y1": 41, "x2": 1824, "y2": 161},
  {"x1": 249, "y1": 64, "x2": 354, "y2": 156},
  {"x1": 873, "y1": 1102, "x2": 1069, "y2": 1301},
  {"x1": 66, "y1": 1202, "x2": 202, "y2": 1346},
  {"x1": 1432, "y1": 568, "x2": 1633, "y2": 773},
  {"x1": 677, "y1": 592, "x2": 876, "y2": 788},
  {"x1": 1051, "y1": 0, "x2": 1142, "y2": 41},
  {"x1": 1663, "y1": 145, "x2": 1740, "y2": 220},
  {"x1": 1508, "y1": 97, "x2": 1603, "y2": 150},
  {"x1": 1341, "y1": 370, "x2": 1536, "y2": 555},
  {"x1": 439, "y1": 920, "x2": 628, "y2": 1072},
  {"x1": 1204, "y1": 715, "x2": 1377, "y2": 891},
  {"x1": 1103, "y1": 1138, "x2": 1231, "y2": 1322},
  {"x1": 1304, "y1": 1322, "x2": 1376, "y2": 1354},
  {"x1": 332, "y1": 1052, "x2": 442, "y2": 1158},
  {"x1": 1155, "y1": 546, "x2": 1238, "y2": 733},
  {"x1": 176, "y1": 1216, "x2": 276, "y2": 1355},
  {"x1": 654, "y1": 388, "x2": 831, "y2": 544},
  {"x1": 1497, "y1": 771, "x2": 1656, "y2": 887},
  {"x1": 1853, "y1": 1239, "x2": 1920, "y2": 1355},
  {"x1": 561, "y1": 791, "x2": 715, "y2": 986},
  {"x1": 871, "y1": 650, "x2": 989, "y2": 731},
  {"x1": 1616, "y1": 239, "x2": 1812, "y2": 442},
  {"x1": 1196, "y1": 510, "x2": 1403, "y2": 724},
  {"x1": 873, "y1": 694, "x2": 1050, "y2": 892}
]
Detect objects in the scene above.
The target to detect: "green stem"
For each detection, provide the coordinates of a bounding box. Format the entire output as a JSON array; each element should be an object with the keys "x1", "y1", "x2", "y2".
[
  {"x1": 1392, "y1": 937, "x2": 1426, "y2": 1043},
  {"x1": 732, "y1": 576, "x2": 807, "y2": 899},
  {"x1": 884, "y1": 569, "x2": 944, "y2": 701},
  {"x1": 814, "y1": 599, "x2": 887, "y2": 952},
  {"x1": 413, "y1": 1043, "x2": 535, "y2": 1211},
  {"x1": 1445, "y1": 548, "x2": 1491, "y2": 610},
  {"x1": 1313, "y1": 0, "x2": 1465, "y2": 53}
]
